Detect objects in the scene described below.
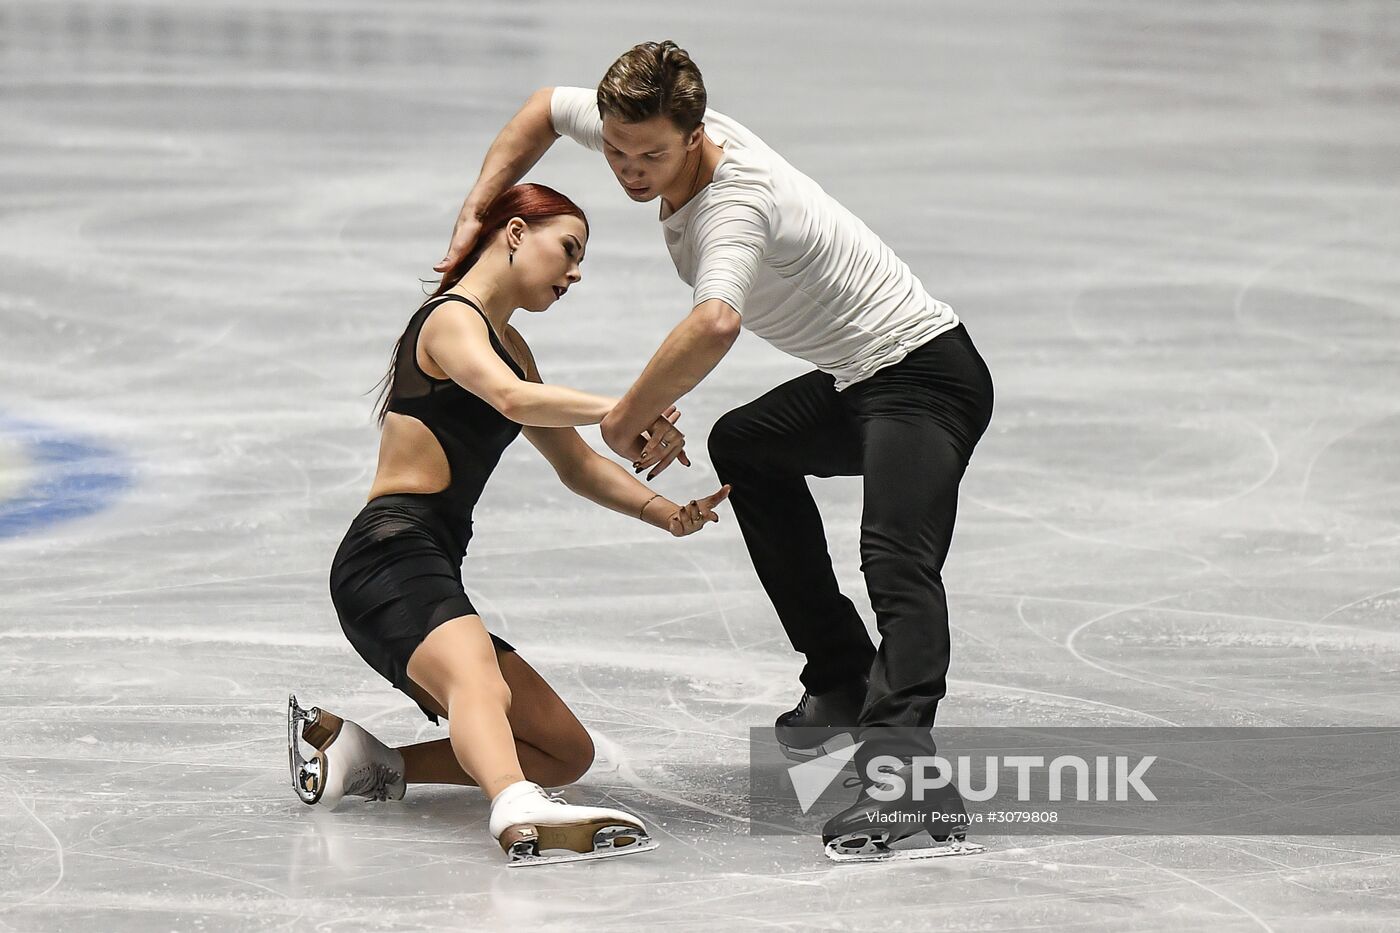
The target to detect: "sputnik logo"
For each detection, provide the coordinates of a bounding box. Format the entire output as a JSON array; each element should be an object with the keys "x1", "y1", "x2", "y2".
[
  {"x1": 785, "y1": 743, "x2": 1159, "y2": 812},
  {"x1": 786, "y1": 742, "x2": 863, "y2": 814}
]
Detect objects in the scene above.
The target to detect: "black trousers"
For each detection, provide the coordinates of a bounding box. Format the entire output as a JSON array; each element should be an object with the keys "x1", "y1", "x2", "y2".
[{"x1": 708, "y1": 324, "x2": 993, "y2": 762}]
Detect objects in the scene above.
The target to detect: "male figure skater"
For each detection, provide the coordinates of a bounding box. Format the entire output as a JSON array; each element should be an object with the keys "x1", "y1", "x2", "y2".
[{"x1": 437, "y1": 41, "x2": 994, "y2": 860}]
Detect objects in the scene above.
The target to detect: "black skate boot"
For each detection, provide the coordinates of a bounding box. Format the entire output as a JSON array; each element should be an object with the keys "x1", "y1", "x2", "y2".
[
  {"x1": 774, "y1": 674, "x2": 868, "y2": 763},
  {"x1": 821, "y1": 762, "x2": 986, "y2": 863}
]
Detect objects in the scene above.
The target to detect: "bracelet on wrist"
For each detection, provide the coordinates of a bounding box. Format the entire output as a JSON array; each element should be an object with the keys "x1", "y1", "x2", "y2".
[{"x1": 638, "y1": 493, "x2": 663, "y2": 521}]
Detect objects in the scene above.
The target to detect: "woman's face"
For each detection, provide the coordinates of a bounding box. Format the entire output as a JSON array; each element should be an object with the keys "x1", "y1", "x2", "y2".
[{"x1": 512, "y1": 215, "x2": 587, "y2": 312}]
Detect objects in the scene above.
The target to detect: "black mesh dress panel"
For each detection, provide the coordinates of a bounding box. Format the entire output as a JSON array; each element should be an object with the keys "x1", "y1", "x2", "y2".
[{"x1": 384, "y1": 294, "x2": 526, "y2": 519}]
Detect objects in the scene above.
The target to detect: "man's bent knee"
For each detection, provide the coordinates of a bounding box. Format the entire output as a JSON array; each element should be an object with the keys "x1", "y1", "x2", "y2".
[{"x1": 708, "y1": 406, "x2": 761, "y2": 466}]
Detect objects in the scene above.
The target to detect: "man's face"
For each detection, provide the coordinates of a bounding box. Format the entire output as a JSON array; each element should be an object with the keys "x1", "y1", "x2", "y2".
[{"x1": 600, "y1": 114, "x2": 701, "y2": 202}]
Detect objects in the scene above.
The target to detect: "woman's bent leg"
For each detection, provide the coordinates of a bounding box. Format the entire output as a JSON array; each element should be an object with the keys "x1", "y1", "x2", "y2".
[
  {"x1": 496, "y1": 650, "x2": 595, "y2": 785},
  {"x1": 404, "y1": 615, "x2": 522, "y2": 800},
  {"x1": 398, "y1": 648, "x2": 595, "y2": 789}
]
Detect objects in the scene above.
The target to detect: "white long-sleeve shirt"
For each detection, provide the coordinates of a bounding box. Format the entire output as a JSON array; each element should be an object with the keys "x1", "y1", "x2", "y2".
[{"x1": 550, "y1": 87, "x2": 959, "y2": 390}]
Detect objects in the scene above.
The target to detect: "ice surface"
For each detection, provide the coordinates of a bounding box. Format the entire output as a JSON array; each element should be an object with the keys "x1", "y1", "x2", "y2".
[{"x1": 2, "y1": 1, "x2": 1399, "y2": 930}]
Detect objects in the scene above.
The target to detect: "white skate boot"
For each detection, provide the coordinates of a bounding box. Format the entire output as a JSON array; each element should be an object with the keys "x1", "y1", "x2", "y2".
[
  {"x1": 287, "y1": 694, "x2": 406, "y2": 810},
  {"x1": 489, "y1": 780, "x2": 657, "y2": 867}
]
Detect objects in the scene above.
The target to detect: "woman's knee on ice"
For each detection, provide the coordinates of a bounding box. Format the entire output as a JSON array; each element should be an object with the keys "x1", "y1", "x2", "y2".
[{"x1": 554, "y1": 727, "x2": 596, "y2": 785}]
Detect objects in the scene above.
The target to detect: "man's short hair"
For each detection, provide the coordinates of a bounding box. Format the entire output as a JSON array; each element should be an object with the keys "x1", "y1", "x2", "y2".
[{"x1": 597, "y1": 40, "x2": 707, "y2": 133}]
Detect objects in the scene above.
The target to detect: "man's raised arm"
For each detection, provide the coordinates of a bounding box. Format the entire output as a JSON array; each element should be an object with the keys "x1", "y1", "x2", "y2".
[
  {"x1": 435, "y1": 87, "x2": 561, "y2": 272},
  {"x1": 600, "y1": 298, "x2": 742, "y2": 472}
]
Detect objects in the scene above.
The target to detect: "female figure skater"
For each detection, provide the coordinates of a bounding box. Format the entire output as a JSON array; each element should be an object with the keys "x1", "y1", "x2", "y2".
[{"x1": 288, "y1": 183, "x2": 729, "y2": 867}]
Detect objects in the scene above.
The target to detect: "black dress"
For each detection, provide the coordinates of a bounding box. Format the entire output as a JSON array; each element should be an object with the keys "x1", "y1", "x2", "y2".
[{"x1": 329, "y1": 294, "x2": 525, "y2": 723}]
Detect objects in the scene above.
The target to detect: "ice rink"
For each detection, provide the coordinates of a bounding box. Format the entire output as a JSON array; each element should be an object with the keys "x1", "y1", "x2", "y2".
[{"x1": 3, "y1": 0, "x2": 1399, "y2": 929}]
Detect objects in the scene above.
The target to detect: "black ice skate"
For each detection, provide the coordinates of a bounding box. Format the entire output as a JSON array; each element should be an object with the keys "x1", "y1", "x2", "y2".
[
  {"x1": 821, "y1": 763, "x2": 986, "y2": 863},
  {"x1": 774, "y1": 674, "x2": 868, "y2": 763}
]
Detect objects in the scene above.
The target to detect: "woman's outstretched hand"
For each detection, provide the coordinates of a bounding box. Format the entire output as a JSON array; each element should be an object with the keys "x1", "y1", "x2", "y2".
[{"x1": 667, "y1": 485, "x2": 732, "y2": 537}]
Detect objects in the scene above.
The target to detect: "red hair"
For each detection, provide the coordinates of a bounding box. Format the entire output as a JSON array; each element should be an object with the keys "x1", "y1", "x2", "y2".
[
  {"x1": 432, "y1": 183, "x2": 589, "y2": 297},
  {"x1": 373, "y1": 183, "x2": 589, "y2": 423}
]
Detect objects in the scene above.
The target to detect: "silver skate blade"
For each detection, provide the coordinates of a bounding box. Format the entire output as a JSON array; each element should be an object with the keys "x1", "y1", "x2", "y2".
[
  {"x1": 287, "y1": 694, "x2": 324, "y2": 806},
  {"x1": 823, "y1": 835, "x2": 987, "y2": 863},
  {"x1": 505, "y1": 838, "x2": 659, "y2": 868},
  {"x1": 505, "y1": 828, "x2": 659, "y2": 869}
]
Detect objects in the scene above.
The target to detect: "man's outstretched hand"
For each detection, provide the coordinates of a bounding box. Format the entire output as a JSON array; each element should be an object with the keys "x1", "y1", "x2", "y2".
[
  {"x1": 603, "y1": 405, "x2": 691, "y2": 480},
  {"x1": 435, "y1": 199, "x2": 483, "y2": 273},
  {"x1": 634, "y1": 405, "x2": 690, "y2": 479}
]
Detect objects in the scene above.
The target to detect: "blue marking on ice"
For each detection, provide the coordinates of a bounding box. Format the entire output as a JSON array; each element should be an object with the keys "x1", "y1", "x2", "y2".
[{"x1": 0, "y1": 416, "x2": 131, "y2": 538}]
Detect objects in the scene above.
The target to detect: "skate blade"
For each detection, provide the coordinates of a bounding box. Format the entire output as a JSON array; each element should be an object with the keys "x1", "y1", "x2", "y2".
[
  {"x1": 505, "y1": 825, "x2": 659, "y2": 869},
  {"x1": 823, "y1": 835, "x2": 986, "y2": 863},
  {"x1": 505, "y1": 837, "x2": 658, "y2": 868},
  {"x1": 287, "y1": 694, "x2": 327, "y2": 806}
]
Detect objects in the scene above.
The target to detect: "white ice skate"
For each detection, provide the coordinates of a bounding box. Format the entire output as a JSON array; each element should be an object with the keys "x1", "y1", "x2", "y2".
[
  {"x1": 489, "y1": 780, "x2": 657, "y2": 867},
  {"x1": 287, "y1": 694, "x2": 406, "y2": 809}
]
